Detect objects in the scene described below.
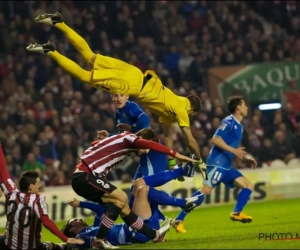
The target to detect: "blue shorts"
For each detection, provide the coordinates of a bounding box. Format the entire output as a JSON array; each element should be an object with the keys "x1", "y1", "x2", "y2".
[
  {"x1": 107, "y1": 223, "x2": 132, "y2": 246},
  {"x1": 203, "y1": 166, "x2": 243, "y2": 188},
  {"x1": 132, "y1": 206, "x2": 160, "y2": 243}
]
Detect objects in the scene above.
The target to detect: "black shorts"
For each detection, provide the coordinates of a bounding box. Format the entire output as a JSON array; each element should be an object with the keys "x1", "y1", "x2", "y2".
[{"x1": 72, "y1": 172, "x2": 117, "y2": 205}]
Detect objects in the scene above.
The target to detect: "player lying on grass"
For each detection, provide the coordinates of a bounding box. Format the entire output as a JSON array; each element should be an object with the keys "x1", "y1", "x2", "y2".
[
  {"x1": 0, "y1": 144, "x2": 84, "y2": 250},
  {"x1": 70, "y1": 128, "x2": 197, "y2": 249},
  {"x1": 26, "y1": 12, "x2": 208, "y2": 181},
  {"x1": 174, "y1": 96, "x2": 257, "y2": 233},
  {"x1": 61, "y1": 163, "x2": 201, "y2": 249}
]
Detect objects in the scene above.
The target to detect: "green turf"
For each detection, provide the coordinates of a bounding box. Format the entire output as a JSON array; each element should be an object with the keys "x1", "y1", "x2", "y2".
[{"x1": 2, "y1": 199, "x2": 300, "y2": 249}]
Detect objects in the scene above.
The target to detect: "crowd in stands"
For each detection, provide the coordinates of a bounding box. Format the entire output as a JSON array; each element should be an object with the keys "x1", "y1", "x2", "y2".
[{"x1": 0, "y1": 1, "x2": 299, "y2": 186}]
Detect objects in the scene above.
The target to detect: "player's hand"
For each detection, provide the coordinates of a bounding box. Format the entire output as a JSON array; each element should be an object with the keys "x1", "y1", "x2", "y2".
[
  {"x1": 69, "y1": 198, "x2": 80, "y2": 207},
  {"x1": 168, "y1": 159, "x2": 185, "y2": 182},
  {"x1": 190, "y1": 154, "x2": 208, "y2": 180},
  {"x1": 67, "y1": 238, "x2": 84, "y2": 245},
  {"x1": 97, "y1": 130, "x2": 109, "y2": 140},
  {"x1": 245, "y1": 155, "x2": 257, "y2": 169},
  {"x1": 116, "y1": 123, "x2": 132, "y2": 132},
  {"x1": 232, "y1": 147, "x2": 247, "y2": 160},
  {"x1": 198, "y1": 158, "x2": 208, "y2": 180}
]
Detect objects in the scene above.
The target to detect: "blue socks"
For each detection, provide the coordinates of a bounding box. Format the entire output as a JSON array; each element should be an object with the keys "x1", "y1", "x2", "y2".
[
  {"x1": 176, "y1": 190, "x2": 203, "y2": 221},
  {"x1": 143, "y1": 167, "x2": 184, "y2": 187},
  {"x1": 233, "y1": 188, "x2": 252, "y2": 213},
  {"x1": 147, "y1": 186, "x2": 187, "y2": 208},
  {"x1": 129, "y1": 185, "x2": 135, "y2": 209}
]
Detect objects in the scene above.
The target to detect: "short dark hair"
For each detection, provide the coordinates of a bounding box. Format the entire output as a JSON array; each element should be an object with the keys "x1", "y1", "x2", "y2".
[
  {"x1": 19, "y1": 170, "x2": 39, "y2": 192},
  {"x1": 135, "y1": 128, "x2": 159, "y2": 143},
  {"x1": 227, "y1": 96, "x2": 244, "y2": 114},
  {"x1": 61, "y1": 220, "x2": 74, "y2": 237},
  {"x1": 187, "y1": 95, "x2": 202, "y2": 113}
]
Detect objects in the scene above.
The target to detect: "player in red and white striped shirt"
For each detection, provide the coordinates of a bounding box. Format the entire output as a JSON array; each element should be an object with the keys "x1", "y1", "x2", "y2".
[
  {"x1": 72, "y1": 128, "x2": 197, "y2": 249},
  {"x1": 0, "y1": 144, "x2": 84, "y2": 250}
]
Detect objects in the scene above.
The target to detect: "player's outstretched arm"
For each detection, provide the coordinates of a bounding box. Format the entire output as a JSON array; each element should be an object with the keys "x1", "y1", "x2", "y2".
[
  {"x1": 180, "y1": 127, "x2": 201, "y2": 158},
  {"x1": 40, "y1": 215, "x2": 84, "y2": 245},
  {"x1": 133, "y1": 138, "x2": 197, "y2": 163},
  {"x1": 69, "y1": 198, "x2": 105, "y2": 217},
  {"x1": 69, "y1": 198, "x2": 106, "y2": 227}
]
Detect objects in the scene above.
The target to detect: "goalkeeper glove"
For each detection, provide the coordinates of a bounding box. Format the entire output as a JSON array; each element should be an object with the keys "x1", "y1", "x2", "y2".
[
  {"x1": 168, "y1": 159, "x2": 185, "y2": 182},
  {"x1": 190, "y1": 154, "x2": 208, "y2": 180}
]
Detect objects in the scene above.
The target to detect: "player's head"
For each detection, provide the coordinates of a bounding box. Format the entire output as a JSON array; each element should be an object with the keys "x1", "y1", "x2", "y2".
[
  {"x1": 111, "y1": 93, "x2": 129, "y2": 109},
  {"x1": 19, "y1": 170, "x2": 41, "y2": 194},
  {"x1": 135, "y1": 128, "x2": 159, "y2": 155},
  {"x1": 227, "y1": 96, "x2": 248, "y2": 117},
  {"x1": 187, "y1": 95, "x2": 202, "y2": 116},
  {"x1": 61, "y1": 218, "x2": 89, "y2": 237},
  {"x1": 136, "y1": 128, "x2": 159, "y2": 142}
]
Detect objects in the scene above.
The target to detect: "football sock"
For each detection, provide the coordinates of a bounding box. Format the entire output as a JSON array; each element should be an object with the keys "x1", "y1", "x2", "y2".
[
  {"x1": 143, "y1": 168, "x2": 184, "y2": 187},
  {"x1": 147, "y1": 187, "x2": 187, "y2": 208},
  {"x1": 233, "y1": 188, "x2": 252, "y2": 213},
  {"x1": 176, "y1": 190, "x2": 202, "y2": 221},
  {"x1": 121, "y1": 211, "x2": 157, "y2": 240}
]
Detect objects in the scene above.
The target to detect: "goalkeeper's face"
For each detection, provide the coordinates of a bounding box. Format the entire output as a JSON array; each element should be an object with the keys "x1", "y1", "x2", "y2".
[{"x1": 112, "y1": 93, "x2": 129, "y2": 109}]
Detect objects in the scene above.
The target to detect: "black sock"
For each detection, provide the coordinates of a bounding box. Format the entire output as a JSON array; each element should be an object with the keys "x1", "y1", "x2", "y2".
[
  {"x1": 96, "y1": 204, "x2": 122, "y2": 239},
  {"x1": 121, "y1": 211, "x2": 157, "y2": 240}
]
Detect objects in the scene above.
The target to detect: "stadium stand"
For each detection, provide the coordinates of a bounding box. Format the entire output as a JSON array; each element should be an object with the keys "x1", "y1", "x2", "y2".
[{"x1": 0, "y1": 1, "x2": 299, "y2": 185}]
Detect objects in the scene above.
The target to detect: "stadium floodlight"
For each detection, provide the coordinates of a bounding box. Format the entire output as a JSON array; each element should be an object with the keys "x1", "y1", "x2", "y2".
[{"x1": 258, "y1": 103, "x2": 282, "y2": 111}]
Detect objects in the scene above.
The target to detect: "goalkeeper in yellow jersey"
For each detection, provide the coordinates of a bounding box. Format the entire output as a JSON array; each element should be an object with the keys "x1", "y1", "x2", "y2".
[{"x1": 26, "y1": 13, "x2": 207, "y2": 186}]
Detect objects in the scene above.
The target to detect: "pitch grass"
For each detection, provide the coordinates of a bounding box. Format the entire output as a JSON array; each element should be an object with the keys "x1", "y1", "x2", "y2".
[{"x1": 1, "y1": 199, "x2": 300, "y2": 249}]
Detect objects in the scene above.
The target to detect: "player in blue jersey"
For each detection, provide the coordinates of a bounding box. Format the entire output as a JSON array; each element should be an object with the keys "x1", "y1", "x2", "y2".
[
  {"x1": 61, "y1": 163, "x2": 202, "y2": 249},
  {"x1": 97, "y1": 93, "x2": 180, "y2": 224},
  {"x1": 113, "y1": 94, "x2": 150, "y2": 133},
  {"x1": 98, "y1": 94, "x2": 169, "y2": 179},
  {"x1": 174, "y1": 96, "x2": 257, "y2": 232}
]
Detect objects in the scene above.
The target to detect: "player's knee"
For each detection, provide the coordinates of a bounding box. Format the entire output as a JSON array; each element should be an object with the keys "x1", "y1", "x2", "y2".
[
  {"x1": 136, "y1": 185, "x2": 149, "y2": 198},
  {"x1": 115, "y1": 190, "x2": 128, "y2": 208},
  {"x1": 201, "y1": 185, "x2": 213, "y2": 195},
  {"x1": 90, "y1": 54, "x2": 97, "y2": 66},
  {"x1": 79, "y1": 70, "x2": 92, "y2": 84},
  {"x1": 245, "y1": 181, "x2": 254, "y2": 191},
  {"x1": 109, "y1": 188, "x2": 128, "y2": 208},
  {"x1": 132, "y1": 178, "x2": 146, "y2": 195}
]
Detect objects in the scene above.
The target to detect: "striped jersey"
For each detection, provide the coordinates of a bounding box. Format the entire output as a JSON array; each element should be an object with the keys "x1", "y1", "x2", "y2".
[
  {"x1": 1, "y1": 179, "x2": 48, "y2": 250},
  {"x1": 80, "y1": 132, "x2": 138, "y2": 177}
]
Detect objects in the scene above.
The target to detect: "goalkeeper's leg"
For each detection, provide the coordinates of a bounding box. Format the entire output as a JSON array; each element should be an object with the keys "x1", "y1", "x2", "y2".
[
  {"x1": 26, "y1": 42, "x2": 92, "y2": 84},
  {"x1": 35, "y1": 12, "x2": 95, "y2": 64}
]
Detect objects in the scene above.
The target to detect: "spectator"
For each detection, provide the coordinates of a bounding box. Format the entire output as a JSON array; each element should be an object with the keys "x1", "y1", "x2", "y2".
[
  {"x1": 271, "y1": 131, "x2": 296, "y2": 164},
  {"x1": 36, "y1": 132, "x2": 58, "y2": 160},
  {"x1": 284, "y1": 79, "x2": 300, "y2": 114},
  {"x1": 0, "y1": 1, "x2": 299, "y2": 186},
  {"x1": 23, "y1": 153, "x2": 45, "y2": 172},
  {"x1": 257, "y1": 138, "x2": 274, "y2": 167}
]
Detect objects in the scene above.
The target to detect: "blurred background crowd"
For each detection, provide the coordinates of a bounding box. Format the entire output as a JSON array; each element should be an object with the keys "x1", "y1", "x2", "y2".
[{"x1": 0, "y1": 1, "x2": 299, "y2": 186}]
